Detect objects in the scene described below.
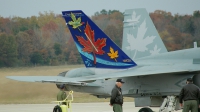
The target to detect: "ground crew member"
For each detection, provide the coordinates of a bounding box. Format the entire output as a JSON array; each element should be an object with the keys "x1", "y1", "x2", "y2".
[
  {"x1": 57, "y1": 84, "x2": 66, "y2": 104},
  {"x1": 110, "y1": 79, "x2": 125, "y2": 112},
  {"x1": 179, "y1": 78, "x2": 200, "y2": 112}
]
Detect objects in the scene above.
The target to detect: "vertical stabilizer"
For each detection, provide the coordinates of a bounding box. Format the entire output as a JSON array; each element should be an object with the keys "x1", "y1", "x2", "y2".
[
  {"x1": 122, "y1": 8, "x2": 167, "y2": 59},
  {"x1": 62, "y1": 10, "x2": 137, "y2": 69}
]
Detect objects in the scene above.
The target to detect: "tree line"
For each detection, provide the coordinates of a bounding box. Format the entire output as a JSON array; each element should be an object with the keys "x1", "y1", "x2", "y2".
[{"x1": 0, "y1": 10, "x2": 200, "y2": 67}]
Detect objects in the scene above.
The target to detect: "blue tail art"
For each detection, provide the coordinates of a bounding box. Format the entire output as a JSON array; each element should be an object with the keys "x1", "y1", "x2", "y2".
[{"x1": 62, "y1": 10, "x2": 137, "y2": 69}]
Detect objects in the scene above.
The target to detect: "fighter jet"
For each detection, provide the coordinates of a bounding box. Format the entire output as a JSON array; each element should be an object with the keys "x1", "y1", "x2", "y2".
[{"x1": 7, "y1": 8, "x2": 200, "y2": 112}]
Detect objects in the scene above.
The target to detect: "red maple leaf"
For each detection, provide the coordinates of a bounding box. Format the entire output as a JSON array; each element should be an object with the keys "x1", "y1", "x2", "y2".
[{"x1": 76, "y1": 22, "x2": 106, "y2": 65}]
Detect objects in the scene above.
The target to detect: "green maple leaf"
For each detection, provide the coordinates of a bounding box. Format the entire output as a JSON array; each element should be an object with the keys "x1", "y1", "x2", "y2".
[{"x1": 68, "y1": 12, "x2": 82, "y2": 32}]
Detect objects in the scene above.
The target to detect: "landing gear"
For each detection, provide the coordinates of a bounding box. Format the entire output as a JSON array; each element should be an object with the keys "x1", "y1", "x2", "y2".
[
  {"x1": 138, "y1": 107, "x2": 153, "y2": 112},
  {"x1": 159, "y1": 96, "x2": 179, "y2": 112}
]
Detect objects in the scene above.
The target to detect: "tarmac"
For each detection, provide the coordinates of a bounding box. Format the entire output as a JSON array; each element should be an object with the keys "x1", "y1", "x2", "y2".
[{"x1": 0, "y1": 102, "x2": 182, "y2": 112}]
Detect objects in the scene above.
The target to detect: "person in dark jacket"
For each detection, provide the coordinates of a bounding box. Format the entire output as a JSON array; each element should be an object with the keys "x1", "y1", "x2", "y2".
[
  {"x1": 179, "y1": 78, "x2": 200, "y2": 112},
  {"x1": 110, "y1": 79, "x2": 125, "y2": 112}
]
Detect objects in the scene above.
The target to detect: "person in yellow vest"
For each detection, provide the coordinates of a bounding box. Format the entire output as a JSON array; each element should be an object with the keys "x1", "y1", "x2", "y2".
[{"x1": 57, "y1": 84, "x2": 66, "y2": 104}]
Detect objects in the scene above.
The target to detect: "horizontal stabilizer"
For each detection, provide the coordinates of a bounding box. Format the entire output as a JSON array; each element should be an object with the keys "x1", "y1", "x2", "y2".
[
  {"x1": 6, "y1": 76, "x2": 100, "y2": 87},
  {"x1": 7, "y1": 76, "x2": 62, "y2": 82}
]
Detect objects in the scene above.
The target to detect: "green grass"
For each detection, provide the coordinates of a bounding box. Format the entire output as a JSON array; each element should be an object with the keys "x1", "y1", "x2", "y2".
[{"x1": 0, "y1": 65, "x2": 134, "y2": 104}]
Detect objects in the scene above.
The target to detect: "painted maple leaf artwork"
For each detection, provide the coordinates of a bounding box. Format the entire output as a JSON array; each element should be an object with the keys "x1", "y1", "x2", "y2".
[
  {"x1": 150, "y1": 45, "x2": 161, "y2": 55},
  {"x1": 126, "y1": 11, "x2": 141, "y2": 27},
  {"x1": 126, "y1": 20, "x2": 156, "y2": 59},
  {"x1": 76, "y1": 22, "x2": 107, "y2": 65},
  {"x1": 68, "y1": 12, "x2": 83, "y2": 32},
  {"x1": 107, "y1": 47, "x2": 118, "y2": 62}
]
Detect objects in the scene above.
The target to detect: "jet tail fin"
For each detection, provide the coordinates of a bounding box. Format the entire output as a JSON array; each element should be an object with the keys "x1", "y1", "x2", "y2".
[
  {"x1": 62, "y1": 10, "x2": 137, "y2": 69},
  {"x1": 122, "y1": 8, "x2": 168, "y2": 59}
]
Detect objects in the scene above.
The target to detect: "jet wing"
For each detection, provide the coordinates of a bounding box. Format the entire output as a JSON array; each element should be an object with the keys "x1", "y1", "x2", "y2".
[
  {"x1": 7, "y1": 63, "x2": 200, "y2": 84},
  {"x1": 74, "y1": 63, "x2": 200, "y2": 82}
]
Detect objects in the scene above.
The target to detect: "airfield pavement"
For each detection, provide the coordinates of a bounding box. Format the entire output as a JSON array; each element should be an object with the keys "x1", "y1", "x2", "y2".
[{"x1": 0, "y1": 102, "x2": 182, "y2": 112}]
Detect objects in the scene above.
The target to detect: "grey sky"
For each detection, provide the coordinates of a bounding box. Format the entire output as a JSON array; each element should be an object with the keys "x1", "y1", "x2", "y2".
[{"x1": 0, "y1": 0, "x2": 199, "y2": 18}]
